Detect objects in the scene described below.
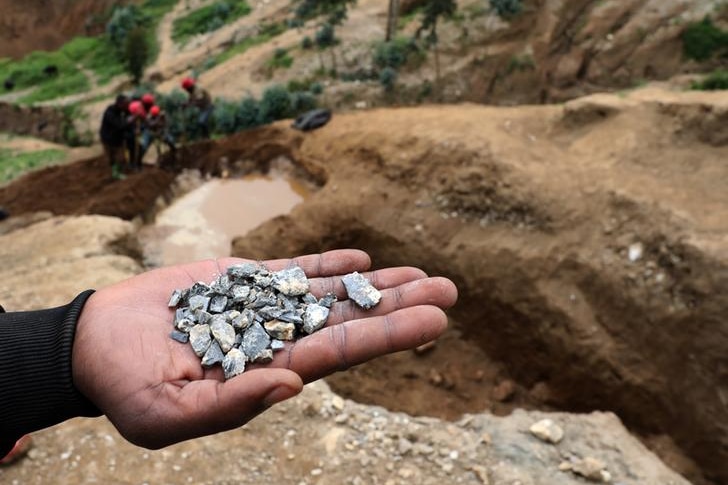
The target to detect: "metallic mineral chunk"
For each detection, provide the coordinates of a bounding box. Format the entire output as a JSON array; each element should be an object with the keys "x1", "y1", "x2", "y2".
[
  {"x1": 270, "y1": 339, "x2": 286, "y2": 351},
  {"x1": 168, "y1": 289, "x2": 184, "y2": 307},
  {"x1": 211, "y1": 317, "x2": 236, "y2": 353},
  {"x1": 222, "y1": 348, "x2": 247, "y2": 379},
  {"x1": 230, "y1": 284, "x2": 251, "y2": 303},
  {"x1": 264, "y1": 320, "x2": 296, "y2": 341},
  {"x1": 169, "y1": 330, "x2": 189, "y2": 343},
  {"x1": 341, "y1": 272, "x2": 381, "y2": 309},
  {"x1": 272, "y1": 267, "x2": 310, "y2": 296},
  {"x1": 209, "y1": 294, "x2": 228, "y2": 313},
  {"x1": 303, "y1": 304, "x2": 330, "y2": 334},
  {"x1": 318, "y1": 293, "x2": 337, "y2": 309},
  {"x1": 202, "y1": 341, "x2": 225, "y2": 367},
  {"x1": 242, "y1": 323, "x2": 271, "y2": 361},
  {"x1": 189, "y1": 324, "x2": 212, "y2": 357},
  {"x1": 227, "y1": 262, "x2": 264, "y2": 279},
  {"x1": 188, "y1": 295, "x2": 211, "y2": 312}
]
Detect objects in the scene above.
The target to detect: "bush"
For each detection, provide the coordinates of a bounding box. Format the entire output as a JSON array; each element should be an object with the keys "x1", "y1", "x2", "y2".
[
  {"x1": 258, "y1": 85, "x2": 293, "y2": 123},
  {"x1": 379, "y1": 67, "x2": 398, "y2": 92},
  {"x1": 172, "y1": 0, "x2": 252, "y2": 44},
  {"x1": 374, "y1": 37, "x2": 419, "y2": 70},
  {"x1": 310, "y1": 82, "x2": 324, "y2": 95},
  {"x1": 237, "y1": 97, "x2": 261, "y2": 129},
  {"x1": 213, "y1": 99, "x2": 240, "y2": 134},
  {"x1": 315, "y1": 23, "x2": 336, "y2": 48},
  {"x1": 267, "y1": 48, "x2": 294, "y2": 70},
  {"x1": 682, "y1": 17, "x2": 728, "y2": 61},
  {"x1": 692, "y1": 69, "x2": 728, "y2": 90},
  {"x1": 301, "y1": 36, "x2": 314, "y2": 49},
  {"x1": 124, "y1": 27, "x2": 150, "y2": 85},
  {"x1": 291, "y1": 91, "x2": 317, "y2": 113},
  {"x1": 490, "y1": 0, "x2": 522, "y2": 18},
  {"x1": 107, "y1": 5, "x2": 147, "y2": 48}
]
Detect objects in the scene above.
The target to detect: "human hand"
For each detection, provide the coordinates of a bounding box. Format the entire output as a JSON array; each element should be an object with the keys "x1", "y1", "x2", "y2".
[{"x1": 72, "y1": 249, "x2": 457, "y2": 449}]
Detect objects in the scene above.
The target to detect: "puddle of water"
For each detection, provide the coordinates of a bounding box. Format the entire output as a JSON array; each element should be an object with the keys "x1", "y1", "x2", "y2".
[{"x1": 143, "y1": 174, "x2": 309, "y2": 266}]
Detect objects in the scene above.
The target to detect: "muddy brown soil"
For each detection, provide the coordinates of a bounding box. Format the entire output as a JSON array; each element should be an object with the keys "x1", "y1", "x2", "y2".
[{"x1": 1, "y1": 92, "x2": 726, "y2": 484}]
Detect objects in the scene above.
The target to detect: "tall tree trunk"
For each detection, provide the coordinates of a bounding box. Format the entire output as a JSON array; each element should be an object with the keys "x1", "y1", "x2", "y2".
[{"x1": 386, "y1": 0, "x2": 400, "y2": 41}]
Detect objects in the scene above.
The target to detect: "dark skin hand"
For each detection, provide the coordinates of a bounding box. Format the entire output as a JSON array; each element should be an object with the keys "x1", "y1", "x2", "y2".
[{"x1": 72, "y1": 250, "x2": 458, "y2": 449}]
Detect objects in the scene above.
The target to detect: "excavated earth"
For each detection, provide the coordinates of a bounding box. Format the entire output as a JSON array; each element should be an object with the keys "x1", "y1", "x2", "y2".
[{"x1": 1, "y1": 89, "x2": 727, "y2": 484}]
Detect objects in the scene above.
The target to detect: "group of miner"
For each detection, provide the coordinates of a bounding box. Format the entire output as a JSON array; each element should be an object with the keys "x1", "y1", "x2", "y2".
[{"x1": 99, "y1": 77, "x2": 212, "y2": 180}]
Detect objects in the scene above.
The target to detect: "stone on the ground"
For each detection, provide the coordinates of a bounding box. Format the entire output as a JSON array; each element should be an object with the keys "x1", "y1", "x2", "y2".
[{"x1": 529, "y1": 418, "x2": 564, "y2": 444}]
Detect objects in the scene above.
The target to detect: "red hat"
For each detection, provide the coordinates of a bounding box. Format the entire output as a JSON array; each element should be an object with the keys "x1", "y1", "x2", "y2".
[
  {"x1": 129, "y1": 100, "x2": 146, "y2": 117},
  {"x1": 141, "y1": 93, "x2": 155, "y2": 106},
  {"x1": 181, "y1": 77, "x2": 196, "y2": 90},
  {"x1": 150, "y1": 105, "x2": 161, "y2": 116}
]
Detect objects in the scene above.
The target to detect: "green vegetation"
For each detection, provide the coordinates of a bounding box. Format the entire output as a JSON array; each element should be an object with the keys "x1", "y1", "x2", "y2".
[
  {"x1": 506, "y1": 54, "x2": 535, "y2": 74},
  {"x1": 692, "y1": 69, "x2": 728, "y2": 90},
  {"x1": 213, "y1": 22, "x2": 287, "y2": 66},
  {"x1": 172, "y1": 1, "x2": 252, "y2": 45},
  {"x1": 267, "y1": 48, "x2": 295, "y2": 71},
  {"x1": 0, "y1": 0, "x2": 176, "y2": 102},
  {"x1": 490, "y1": 0, "x2": 523, "y2": 19},
  {"x1": 379, "y1": 67, "x2": 398, "y2": 92},
  {"x1": 682, "y1": 17, "x2": 728, "y2": 61},
  {"x1": 398, "y1": 7, "x2": 423, "y2": 29},
  {"x1": 125, "y1": 27, "x2": 150, "y2": 85},
  {"x1": 417, "y1": 0, "x2": 457, "y2": 85},
  {"x1": 373, "y1": 37, "x2": 423, "y2": 70},
  {"x1": 0, "y1": 148, "x2": 67, "y2": 184}
]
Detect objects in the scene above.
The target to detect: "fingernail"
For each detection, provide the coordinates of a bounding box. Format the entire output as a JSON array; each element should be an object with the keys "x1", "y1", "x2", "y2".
[{"x1": 263, "y1": 384, "x2": 301, "y2": 407}]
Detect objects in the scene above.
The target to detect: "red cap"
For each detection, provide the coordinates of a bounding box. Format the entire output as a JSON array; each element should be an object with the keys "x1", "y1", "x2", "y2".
[
  {"x1": 150, "y1": 105, "x2": 161, "y2": 116},
  {"x1": 181, "y1": 77, "x2": 196, "y2": 90},
  {"x1": 129, "y1": 100, "x2": 146, "y2": 117},
  {"x1": 141, "y1": 93, "x2": 155, "y2": 106}
]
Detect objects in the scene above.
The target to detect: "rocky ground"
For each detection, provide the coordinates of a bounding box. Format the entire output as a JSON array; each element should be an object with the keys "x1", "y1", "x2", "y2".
[{"x1": 1, "y1": 87, "x2": 726, "y2": 484}]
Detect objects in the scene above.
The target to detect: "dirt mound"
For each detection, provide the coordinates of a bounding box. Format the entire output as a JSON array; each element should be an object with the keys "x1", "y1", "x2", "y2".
[{"x1": 0, "y1": 157, "x2": 174, "y2": 221}]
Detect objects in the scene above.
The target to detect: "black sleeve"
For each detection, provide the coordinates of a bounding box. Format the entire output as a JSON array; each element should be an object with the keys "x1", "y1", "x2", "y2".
[{"x1": 0, "y1": 291, "x2": 102, "y2": 458}]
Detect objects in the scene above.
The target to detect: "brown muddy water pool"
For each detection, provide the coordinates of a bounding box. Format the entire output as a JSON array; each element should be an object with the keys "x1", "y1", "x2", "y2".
[{"x1": 139, "y1": 174, "x2": 310, "y2": 267}]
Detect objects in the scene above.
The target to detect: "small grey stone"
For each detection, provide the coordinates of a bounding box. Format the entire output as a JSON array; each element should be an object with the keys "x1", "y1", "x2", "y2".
[
  {"x1": 253, "y1": 348, "x2": 274, "y2": 363},
  {"x1": 194, "y1": 310, "x2": 212, "y2": 325},
  {"x1": 189, "y1": 282, "x2": 211, "y2": 296},
  {"x1": 318, "y1": 292, "x2": 337, "y2": 309},
  {"x1": 272, "y1": 267, "x2": 310, "y2": 296},
  {"x1": 278, "y1": 311, "x2": 303, "y2": 325},
  {"x1": 529, "y1": 419, "x2": 564, "y2": 444},
  {"x1": 211, "y1": 317, "x2": 236, "y2": 353},
  {"x1": 209, "y1": 294, "x2": 228, "y2": 313},
  {"x1": 227, "y1": 262, "x2": 264, "y2": 279},
  {"x1": 201, "y1": 341, "x2": 224, "y2": 367},
  {"x1": 230, "y1": 284, "x2": 251, "y2": 303},
  {"x1": 270, "y1": 339, "x2": 286, "y2": 351},
  {"x1": 175, "y1": 317, "x2": 195, "y2": 333},
  {"x1": 342, "y1": 272, "x2": 381, "y2": 309},
  {"x1": 188, "y1": 295, "x2": 211, "y2": 312},
  {"x1": 189, "y1": 324, "x2": 212, "y2": 357},
  {"x1": 303, "y1": 304, "x2": 330, "y2": 334},
  {"x1": 234, "y1": 333, "x2": 242, "y2": 346},
  {"x1": 168, "y1": 289, "x2": 184, "y2": 307},
  {"x1": 232, "y1": 310, "x2": 253, "y2": 330},
  {"x1": 242, "y1": 323, "x2": 271, "y2": 361},
  {"x1": 254, "y1": 274, "x2": 273, "y2": 287},
  {"x1": 222, "y1": 348, "x2": 247, "y2": 379},
  {"x1": 302, "y1": 292, "x2": 318, "y2": 305},
  {"x1": 264, "y1": 320, "x2": 297, "y2": 341},
  {"x1": 259, "y1": 305, "x2": 285, "y2": 321},
  {"x1": 211, "y1": 275, "x2": 232, "y2": 294},
  {"x1": 175, "y1": 307, "x2": 192, "y2": 324},
  {"x1": 170, "y1": 330, "x2": 189, "y2": 343},
  {"x1": 252, "y1": 293, "x2": 277, "y2": 309},
  {"x1": 279, "y1": 295, "x2": 298, "y2": 311},
  {"x1": 223, "y1": 309, "x2": 241, "y2": 323}
]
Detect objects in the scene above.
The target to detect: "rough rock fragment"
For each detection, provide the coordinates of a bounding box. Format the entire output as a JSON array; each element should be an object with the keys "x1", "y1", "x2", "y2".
[
  {"x1": 254, "y1": 348, "x2": 274, "y2": 363},
  {"x1": 188, "y1": 295, "x2": 211, "y2": 312},
  {"x1": 230, "y1": 284, "x2": 250, "y2": 303},
  {"x1": 303, "y1": 304, "x2": 330, "y2": 334},
  {"x1": 175, "y1": 317, "x2": 195, "y2": 333},
  {"x1": 169, "y1": 330, "x2": 189, "y2": 343},
  {"x1": 168, "y1": 289, "x2": 184, "y2": 307},
  {"x1": 189, "y1": 324, "x2": 212, "y2": 357},
  {"x1": 210, "y1": 317, "x2": 236, "y2": 353},
  {"x1": 272, "y1": 267, "x2": 310, "y2": 296},
  {"x1": 342, "y1": 272, "x2": 381, "y2": 309},
  {"x1": 222, "y1": 348, "x2": 246, "y2": 379},
  {"x1": 209, "y1": 294, "x2": 228, "y2": 313},
  {"x1": 270, "y1": 339, "x2": 286, "y2": 351},
  {"x1": 242, "y1": 323, "x2": 272, "y2": 361},
  {"x1": 529, "y1": 419, "x2": 564, "y2": 444},
  {"x1": 264, "y1": 320, "x2": 296, "y2": 341},
  {"x1": 318, "y1": 293, "x2": 337, "y2": 309},
  {"x1": 571, "y1": 457, "x2": 608, "y2": 482},
  {"x1": 227, "y1": 262, "x2": 263, "y2": 279},
  {"x1": 201, "y1": 341, "x2": 225, "y2": 367}
]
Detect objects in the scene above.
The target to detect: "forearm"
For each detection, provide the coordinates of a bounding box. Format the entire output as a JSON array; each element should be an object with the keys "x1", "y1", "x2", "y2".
[{"x1": 0, "y1": 291, "x2": 101, "y2": 457}]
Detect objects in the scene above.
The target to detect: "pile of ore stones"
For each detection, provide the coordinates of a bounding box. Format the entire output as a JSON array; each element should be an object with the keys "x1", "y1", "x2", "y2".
[{"x1": 168, "y1": 262, "x2": 382, "y2": 379}]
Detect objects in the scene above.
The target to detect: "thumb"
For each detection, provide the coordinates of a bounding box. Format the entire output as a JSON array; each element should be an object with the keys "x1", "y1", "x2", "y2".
[{"x1": 173, "y1": 369, "x2": 303, "y2": 442}]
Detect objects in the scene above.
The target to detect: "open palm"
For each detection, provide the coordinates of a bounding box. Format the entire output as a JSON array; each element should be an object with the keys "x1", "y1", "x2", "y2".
[{"x1": 72, "y1": 250, "x2": 457, "y2": 449}]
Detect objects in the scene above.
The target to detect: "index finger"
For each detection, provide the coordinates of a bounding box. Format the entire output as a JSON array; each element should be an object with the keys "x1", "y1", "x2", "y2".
[{"x1": 217, "y1": 249, "x2": 372, "y2": 278}]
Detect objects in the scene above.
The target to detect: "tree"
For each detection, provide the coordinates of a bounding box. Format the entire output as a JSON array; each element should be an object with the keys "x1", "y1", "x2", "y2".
[
  {"x1": 490, "y1": 0, "x2": 522, "y2": 19},
  {"x1": 417, "y1": 0, "x2": 457, "y2": 86},
  {"x1": 124, "y1": 27, "x2": 149, "y2": 85},
  {"x1": 386, "y1": 0, "x2": 401, "y2": 41}
]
